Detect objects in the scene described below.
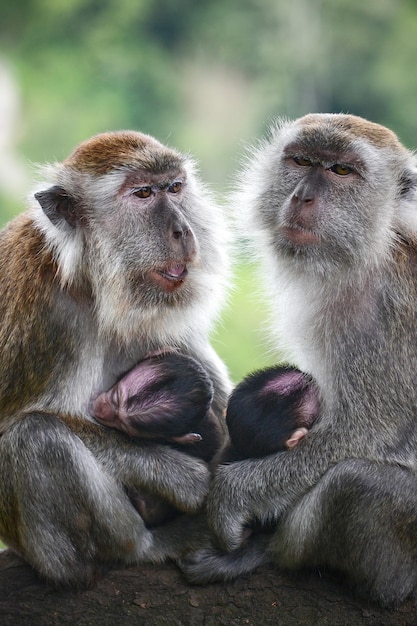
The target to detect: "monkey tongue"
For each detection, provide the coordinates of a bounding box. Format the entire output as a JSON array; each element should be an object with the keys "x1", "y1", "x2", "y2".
[
  {"x1": 149, "y1": 264, "x2": 188, "y2": 292},
  {"x1": 164, "y1": 264, "x2": 187, "y2": 279}
]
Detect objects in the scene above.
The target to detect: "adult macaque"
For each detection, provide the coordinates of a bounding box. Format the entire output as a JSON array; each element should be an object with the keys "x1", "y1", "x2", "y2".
[
  {"x1": 91, "y1": 351, "x2": 224, "y2": 527},
  {"x1": 0, "y1": 130, "x2": 231, "y2": 585},
  {"x1": 182, "y1": 114, "x2": 417, "y2": 606},
  {"x1": 224, "y1": 365, "x2": 319, "y2": 460}
]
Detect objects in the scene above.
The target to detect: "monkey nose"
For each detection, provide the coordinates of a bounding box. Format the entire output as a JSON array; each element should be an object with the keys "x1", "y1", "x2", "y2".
[
  {"x1": 172, "y1": 227, "x2": 189, "y2": 240},
  {"x1": 170, "y1": 226, "x2": 197, "y2": 259},
  {"x1": 291, "y1": 192, "x2": 315, "y2": 207}
]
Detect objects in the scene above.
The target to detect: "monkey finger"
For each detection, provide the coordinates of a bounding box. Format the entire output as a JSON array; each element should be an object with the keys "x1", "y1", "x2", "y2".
[{"x1": 171, "y1": 432, "x2": 203, "y2": 444}]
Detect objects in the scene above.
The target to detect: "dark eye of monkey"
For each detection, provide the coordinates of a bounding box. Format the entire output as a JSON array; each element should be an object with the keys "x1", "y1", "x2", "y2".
[
  {"x1": 134, "y1": 186, "x2": 152, "y2": 198},
  {"x1": 293, "y1": 156, "x2": 313, "y2": 167},
  {"x1": 293, "y1": 157, "x2": 353, "y2": 177},
  {"x1": 168, "y1": 181, "x2": 182, "y2": 193},
  {"x1": 329, "y1": 164, "x2": 353, "y2": 176}
]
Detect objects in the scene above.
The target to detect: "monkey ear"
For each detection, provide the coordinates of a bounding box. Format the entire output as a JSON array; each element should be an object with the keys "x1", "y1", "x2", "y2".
[
  {"x1": 400, "y1": 169, "x2": 417, "y2": 197},
  {"x1": 35, "y1": 185, "x2": 79, "y2": 228},
  {"x1": 394, "y1": 168, "x2": 417, "y2": 239}
]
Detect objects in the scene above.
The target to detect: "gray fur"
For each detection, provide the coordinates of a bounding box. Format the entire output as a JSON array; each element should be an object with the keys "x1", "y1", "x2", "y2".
[
  {"x1": 181, "y1": 114, "x2": 417, "y2": 606},
  {"x1": 0, "y1": 131, "x2": 231, "y2": 586}
]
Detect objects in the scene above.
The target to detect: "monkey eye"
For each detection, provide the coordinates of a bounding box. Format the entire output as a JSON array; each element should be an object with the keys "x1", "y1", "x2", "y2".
[
  {"x1": 329, "y1": 164, "x2": 353, "y2": 176},
  {"x1": 293, "y1": 156, "x2": 313, "y2": 167},
  {"x1": 133, "y1": 186, "x2": 153, "y2": 198},
  {"x1": 168, "y1": 181, "x2": 182, "y2": 193}
]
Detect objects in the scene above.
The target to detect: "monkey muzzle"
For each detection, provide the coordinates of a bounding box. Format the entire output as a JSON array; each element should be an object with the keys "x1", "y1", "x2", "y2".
[{"x1": 149, "y1": 264, "x2": 188, "y2": 291}]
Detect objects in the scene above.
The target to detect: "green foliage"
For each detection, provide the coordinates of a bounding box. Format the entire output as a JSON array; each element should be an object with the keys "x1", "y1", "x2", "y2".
[
  {"x1": 2, "y1": 0, "x2": 417, "y2": 171},
  {"x1": 211, "y1": 260, "x2": 279, "y2": 383}
]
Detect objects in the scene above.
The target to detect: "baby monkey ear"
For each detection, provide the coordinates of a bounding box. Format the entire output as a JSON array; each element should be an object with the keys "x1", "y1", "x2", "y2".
[{"x1": 35, "y1": 185, "x2": 79, "y2": 228}]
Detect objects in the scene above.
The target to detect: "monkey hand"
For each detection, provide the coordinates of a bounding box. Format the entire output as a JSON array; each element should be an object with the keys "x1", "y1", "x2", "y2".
[
  {"x1": 78, "y1": 429, "x2": 214, "y2": 515},
  {"x1": 206, "y1": 458, "x2": 288, "y2": 552},
  {"x1": 206, "y1": 461, "x2": 258, "y2": 551},
  {"x1": 144, "y1": 447, "x2": 212, "y2": 514}
]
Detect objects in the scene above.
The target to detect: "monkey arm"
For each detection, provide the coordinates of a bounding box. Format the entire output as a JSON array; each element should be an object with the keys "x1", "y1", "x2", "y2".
[
  {"x1": 61, "y1": 416, "x2": 211, "y2": 513},
  {"x1": 205, "y1": 425, "x2": 358, "y2": 552},
  {"x1": 98, "y1": 438, "x2": 211, "y2": 513}
]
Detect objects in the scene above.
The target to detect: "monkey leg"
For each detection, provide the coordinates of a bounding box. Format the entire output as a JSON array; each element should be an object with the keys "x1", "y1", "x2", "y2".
[
  {"x1": 270, "y1": 458, "x2": 417, "y2": 606},
  {"x1": 0, "y1": 412, "x2": 154, "y2": 586},
  {"x1": 182, "y1": 459, "x2": 417, "y2": 602}
]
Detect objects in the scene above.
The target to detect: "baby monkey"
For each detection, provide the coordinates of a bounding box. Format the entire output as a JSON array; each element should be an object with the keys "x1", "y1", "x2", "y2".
[
  {"x1": 91, "y1": 352, "x2": 223, "y2": 526},
  {"x1": 225, "y1": 365, "x2": 320, "y2": 461},
  {"x1": 91, "y1": 358, "x2": 318, "y2": 524},
  {"x1": 90, "y1": 351, "x2": 221, "y2": 458}
]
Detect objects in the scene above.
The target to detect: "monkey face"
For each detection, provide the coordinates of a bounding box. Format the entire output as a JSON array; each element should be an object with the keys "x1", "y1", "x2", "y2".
[
  {"x1": 120, "y1": 170, "x2": 198, "y2": 294},
  {"x1": 87, "y1": 165, "x2": 197, "y2": 298},
  {"x1": 238, "y1": 114, "x2": 413, "y2": 276},
  {"x1": 34, "y1": 131, "x2": 230, "y2": 344}
]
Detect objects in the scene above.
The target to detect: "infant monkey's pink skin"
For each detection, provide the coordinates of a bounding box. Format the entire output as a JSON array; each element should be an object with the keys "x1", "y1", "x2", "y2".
[
  {"x1": 286, "y1": 427, "x2": 309, "y2": 449},
  {"x1": 90, "y1": 352, "x2": 213, "y2": 444}
]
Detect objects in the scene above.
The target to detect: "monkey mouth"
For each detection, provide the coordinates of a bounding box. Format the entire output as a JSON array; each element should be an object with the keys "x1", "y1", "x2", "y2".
[
  {"x1": 281, "y1": 226, "x2": 321, "y2": 246},
  {"x1": 149, "y1": 264, "x2": 188, "y2": 291}
]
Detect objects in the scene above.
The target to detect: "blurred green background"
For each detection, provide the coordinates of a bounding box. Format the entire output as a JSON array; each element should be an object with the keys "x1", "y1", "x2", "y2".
[{"x1": 1, "y1": 0, "x2": 417, "y2": 382}]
